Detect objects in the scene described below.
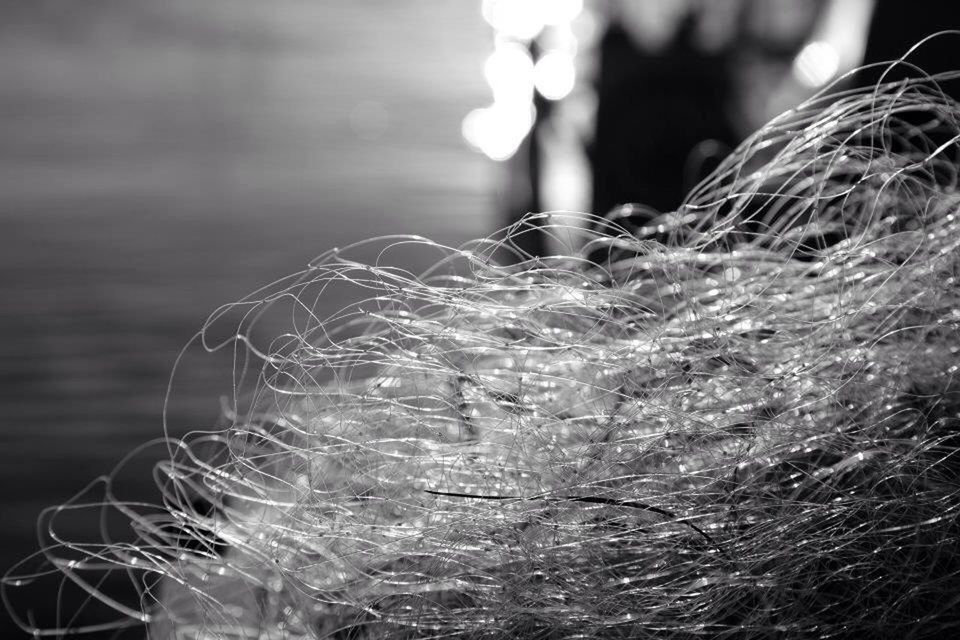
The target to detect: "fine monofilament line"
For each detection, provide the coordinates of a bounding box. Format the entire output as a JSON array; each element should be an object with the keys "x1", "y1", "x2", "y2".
[
  {"x1": 6, "y1": 68, "x2": 960, "y2": 638},
  {"x1": 423, "y1": 490, "x2": 724, "y2": 555}
]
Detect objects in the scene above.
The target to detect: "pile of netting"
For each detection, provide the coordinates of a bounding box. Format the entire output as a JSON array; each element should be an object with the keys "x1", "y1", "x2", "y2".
[{"x1": 8, "y1": 74, "x2": 960, "y2": 639}]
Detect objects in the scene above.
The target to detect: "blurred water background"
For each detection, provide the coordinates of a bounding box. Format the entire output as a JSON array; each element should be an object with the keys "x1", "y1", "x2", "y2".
[{"x1": 0, "y1": 2, "x2": 492, "y2": 635}]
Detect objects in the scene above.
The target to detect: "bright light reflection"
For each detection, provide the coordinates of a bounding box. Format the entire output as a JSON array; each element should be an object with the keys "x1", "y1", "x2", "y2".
[
  {"x1": 462, "y1": 104, "x2": 536, "y2": 161},
  {"x1": 534, "y1": 51, "x2": 576, "y2": 100},
  {"x1": 484, "y1": 43, "x2": 535, "y2": 106},
  {"x1": 468, "y1": 0, "x2": 585, "y2": 159},
  {"x1": 482, "y1": 0, "x2": 546, "y2": 41},
  {"x1": 793, "y1": 40, "x2": 840, "y2": 88}
]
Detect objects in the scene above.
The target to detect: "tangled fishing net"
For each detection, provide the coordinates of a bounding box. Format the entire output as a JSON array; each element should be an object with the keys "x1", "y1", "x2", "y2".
[{"x1": 7, "y1": 71, "x2": 960, "y2": 639}]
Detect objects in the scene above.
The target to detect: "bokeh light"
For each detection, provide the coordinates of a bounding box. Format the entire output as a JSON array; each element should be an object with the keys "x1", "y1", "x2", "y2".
[
  {"x1": 793, "y1": 40, "x2": 840, "y2": 88},
  {"x1": 484, "y1": 42, "x2": 535, "y2": 106},
  {"x1": 461, "y1": 103, "x2": 536, "y2": 161},
  {"x1": 468, "y1": 0, "x2": 586, "y2": 160},
  {"x1": 534, "y1": 50, "x2": 576, "y2": 100},
  {"x1": 481, "y1": 0, "x2": 546, "y2": 42}
]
